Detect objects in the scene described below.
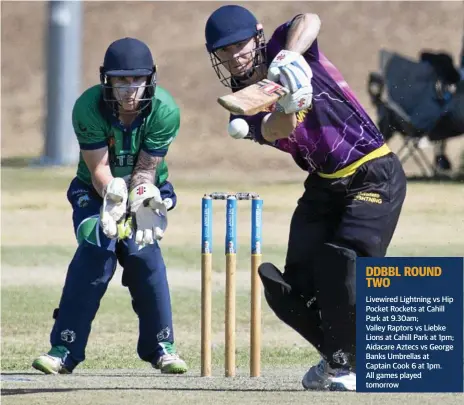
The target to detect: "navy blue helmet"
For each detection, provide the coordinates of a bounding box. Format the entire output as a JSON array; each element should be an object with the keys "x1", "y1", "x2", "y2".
[
  {"x1": 205, "y1": 5, "x2": 267, "y2": 89},
  {"x1": 100, "y1": 37, "x2": 157, "y2": 114}
]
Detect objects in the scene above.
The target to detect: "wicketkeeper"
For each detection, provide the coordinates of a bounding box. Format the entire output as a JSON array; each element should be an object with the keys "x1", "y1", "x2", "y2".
[
  {"x1": 204, "y1": 5, "x2": 407, "y2": 391},
  {"x1": 32, "y1": 37, "x2": 188, "y2": 375}
]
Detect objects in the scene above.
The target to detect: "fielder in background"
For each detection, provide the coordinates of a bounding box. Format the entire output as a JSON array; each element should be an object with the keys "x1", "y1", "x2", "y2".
[
  {"x1": 204, "y1": 5, "x2": 408, "y2": 391},
  {"x1": 32, "y1": 37, "x2": 188, "y2": 375}
]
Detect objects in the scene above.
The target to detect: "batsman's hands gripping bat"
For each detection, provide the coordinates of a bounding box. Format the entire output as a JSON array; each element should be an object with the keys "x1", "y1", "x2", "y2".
[
  {"x1": 267, "y1": 50, "x2": 313, "y2": 114},
  {"x1": 129, "y1": 183, "x2": 168, "y2": 245},
  {"x1": 100, "y1": 177, "x2": 129, "y2": 239}
]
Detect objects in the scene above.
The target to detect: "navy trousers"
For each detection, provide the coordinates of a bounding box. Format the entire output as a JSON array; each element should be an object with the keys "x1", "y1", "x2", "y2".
[{"x1": 50, "y1": 177, "x2": 177, "y2": 371}]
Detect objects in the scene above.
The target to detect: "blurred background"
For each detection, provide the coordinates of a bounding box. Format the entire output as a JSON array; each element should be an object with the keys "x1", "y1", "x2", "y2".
[
  {"x1": 1, "y1": 0, "x2": 463, "y2": 378},
  {"x1": 2, "y1": 1, "x2": 463, "y2": 174}
]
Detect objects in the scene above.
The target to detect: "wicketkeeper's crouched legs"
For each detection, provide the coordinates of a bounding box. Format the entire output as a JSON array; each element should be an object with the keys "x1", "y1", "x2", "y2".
[
  {"x1": 119, "y1": 240, "x2": 175, "y2": 364},
  {"x1": 50, "y1": 241, "x2": 118, "y2": 371}
]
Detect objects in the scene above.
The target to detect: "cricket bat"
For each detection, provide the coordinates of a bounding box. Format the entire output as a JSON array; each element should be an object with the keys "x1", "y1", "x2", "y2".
[{"x1": 217, "y1": 79, "x2": 289, "y2": 116}]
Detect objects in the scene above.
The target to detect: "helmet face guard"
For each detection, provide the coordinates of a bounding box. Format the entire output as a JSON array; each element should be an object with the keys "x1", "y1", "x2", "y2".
[
  {"x1": 100, "y1": 37, "x2": 157, "y2": 116},
  {"x1": 209, "y1": 30, "x2": 267, "y2": 90},
  {"x1": 100, "y1": 67, "x2": 157, "y2": 115}
]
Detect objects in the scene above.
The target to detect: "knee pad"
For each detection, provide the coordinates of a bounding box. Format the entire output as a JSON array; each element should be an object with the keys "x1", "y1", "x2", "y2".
[
  {"x1": 259, "y1": 262, "x2": 318, "y2": 309},
  {"x1": 258, "y1": 262, "x2": 292, "y2": 296},
  {"x1": 259, "y1": 263, "x2": 294, "y2": 315},
  {"x1": 259, "y1": 262, "x2": 319, "y2": 313},
  {"x1": 259, "y1": 263, "x2": 324, "y2": 350}
]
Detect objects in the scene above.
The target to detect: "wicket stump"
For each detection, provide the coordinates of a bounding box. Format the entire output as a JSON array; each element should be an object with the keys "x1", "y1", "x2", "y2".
[{"x1": 201, "y1": 192, "x2": 263, "y2": 377}]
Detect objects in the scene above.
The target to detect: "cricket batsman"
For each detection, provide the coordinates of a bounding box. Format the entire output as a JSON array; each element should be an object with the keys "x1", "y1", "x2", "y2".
[
  {"x1": 204, "y1": 5, "x2": 407, "y2": 391},
  {"x1": 32, "y1": 37, "x2": 188, "y2": 375}
]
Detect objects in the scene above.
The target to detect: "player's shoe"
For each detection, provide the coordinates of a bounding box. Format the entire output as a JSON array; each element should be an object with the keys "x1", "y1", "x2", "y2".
[
  {"x1": 152, "y1": 342, "x2": 188, "y2": 374},
  {"x1": 32, "y1": 345, "x2": 71, "y2": 375},
  {"x1": 302, "y1": 358, "x2": 356, "y2": 391}
]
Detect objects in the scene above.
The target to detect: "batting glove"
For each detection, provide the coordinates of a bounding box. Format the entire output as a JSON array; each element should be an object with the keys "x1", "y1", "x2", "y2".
[
  {"x1": 268, "y1": 50, "x2": 313, "y2": 114},
  {"x1": 100, "y1": 177, "x2": 128, "y2": 239},
  {"x1": 129, "y1": 183, "x2": 168, "y2": 245}
]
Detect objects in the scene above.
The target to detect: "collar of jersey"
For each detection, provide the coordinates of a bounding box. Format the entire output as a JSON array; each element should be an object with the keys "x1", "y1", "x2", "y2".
[{"x1": 109, "y1": 113, "x2": 145, "y2": 132}]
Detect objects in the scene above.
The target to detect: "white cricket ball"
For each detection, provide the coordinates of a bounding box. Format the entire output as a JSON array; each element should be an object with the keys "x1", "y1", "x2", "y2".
[{"x1": 227, "y1": 118, "x2": 249, "y2": 140}]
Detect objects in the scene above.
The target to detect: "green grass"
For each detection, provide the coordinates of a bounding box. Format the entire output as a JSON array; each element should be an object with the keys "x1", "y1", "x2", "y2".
[
  {"x1": 0, "y1": 244, "x2": 287, "y2": 269},
  {"x1": 1, "y1": 166, "x2": 75, "y2": 192},
  {"x1": 2, "y1": 165, "x2": 463, "y2": 376},
  {"x1": 1, "y1": 284, "x2": 318, "y2": 372},
  {"x1": 2, "y1": 243, "x2": 463, "y2": 269}
]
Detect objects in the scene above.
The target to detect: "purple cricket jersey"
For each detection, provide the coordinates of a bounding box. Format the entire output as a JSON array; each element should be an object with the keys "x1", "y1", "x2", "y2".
[{"x1": 233, "y1": 18, "x2": 386, "y2": 175}]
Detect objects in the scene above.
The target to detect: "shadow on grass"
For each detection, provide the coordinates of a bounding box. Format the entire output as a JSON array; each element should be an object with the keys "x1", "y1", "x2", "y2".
[
  {"x1": 2, "y1": 386, "x2": 303, "y2": 395},
  {"x1": 1, "y1": 373, "x2": 38, "y2": 376},
  {"x1": 1, "y1": 156, "x2": 77, "y2": 169},
  {"x1": 1, "y1": 156, "x2": 37, "y2": 168}
]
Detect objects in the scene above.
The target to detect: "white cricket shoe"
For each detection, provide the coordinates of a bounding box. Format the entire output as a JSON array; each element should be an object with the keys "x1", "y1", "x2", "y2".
[
  {"x1": 32, "y1": 346, "x2": 71, "y2": 375},
  {"x1": 302, "y1": 358, "x2": 356, "y2": 391},
  {"x1": 152, "y1": 343, "x2": 188, "y2": 374}
]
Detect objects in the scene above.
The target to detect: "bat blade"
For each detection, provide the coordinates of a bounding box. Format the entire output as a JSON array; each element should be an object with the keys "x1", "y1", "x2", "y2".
[{"x1": 217, "y1": 79, "x2": 289, "y2": 116}]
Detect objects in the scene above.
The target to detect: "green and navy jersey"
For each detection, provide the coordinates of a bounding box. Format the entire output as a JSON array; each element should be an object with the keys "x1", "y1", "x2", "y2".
[{"x1": 72, "y1": 84, "x2": 180, "y2": 187}]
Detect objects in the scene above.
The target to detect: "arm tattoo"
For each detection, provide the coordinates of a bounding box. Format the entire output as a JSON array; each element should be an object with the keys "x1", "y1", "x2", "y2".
[{"x1": 130, "y1": 150, "x2": 162, "y2": 191}]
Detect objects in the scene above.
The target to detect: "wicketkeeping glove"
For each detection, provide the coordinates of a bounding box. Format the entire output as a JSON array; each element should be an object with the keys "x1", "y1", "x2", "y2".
[
  {"x1": 100, "y1": 177, "x2": 128, "y2": 239},
  {"x1": 268, "y1": 50, "x2": 313, "y2": 114},
  {"x1": 129, "y1": 183, "x2": 168, "y2": 245}
]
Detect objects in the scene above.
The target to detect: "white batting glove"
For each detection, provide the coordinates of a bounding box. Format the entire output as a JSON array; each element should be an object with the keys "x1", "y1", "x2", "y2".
[
  {"x1": 129, "y1": 183, "x2": 168, "y2": 245},
  {"x1": 100, "y1": 178, "x2": 128, "y2": 239},
  {"x1": 268, "y1": 50, "x2": 313, "y2": 114}
]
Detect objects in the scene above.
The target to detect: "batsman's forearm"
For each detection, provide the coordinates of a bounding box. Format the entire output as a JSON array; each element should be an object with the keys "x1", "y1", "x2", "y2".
[
  {"x1": 285, "y1": 13, "x2": 321, "y2": 55},
  {"x1": 262, "y1": 111, "x2": 297, "y2": 142}
]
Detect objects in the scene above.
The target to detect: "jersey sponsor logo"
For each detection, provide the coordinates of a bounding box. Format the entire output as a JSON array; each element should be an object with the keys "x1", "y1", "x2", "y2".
[
  {"x1": 71, "y1": 188, "x2": 89, "y2": 196},
  {"x1": 354, "y1": 192, "x2": 383, "y2": 204},
  {"x1": 112, "y1": 154, "x2": 136, "y2": 167}
]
